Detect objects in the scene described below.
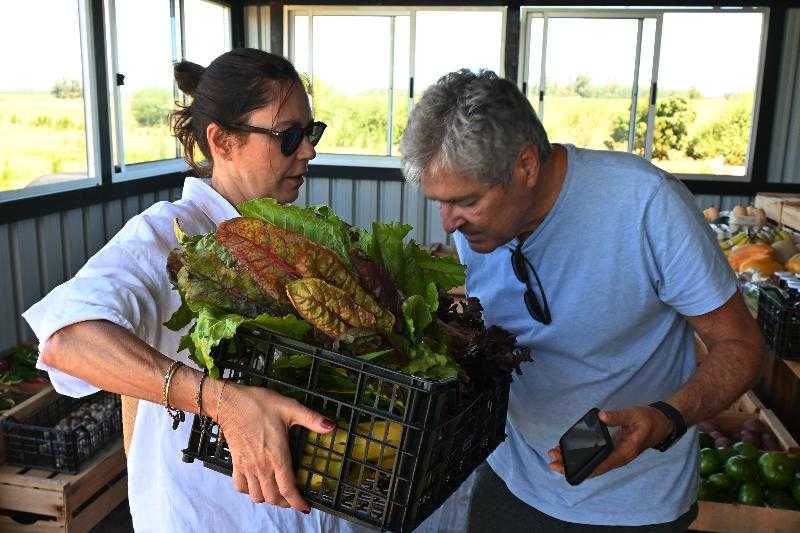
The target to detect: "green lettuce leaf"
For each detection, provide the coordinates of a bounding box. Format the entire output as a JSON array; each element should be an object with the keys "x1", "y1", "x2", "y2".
[
  {"x1": 189, "y1": 306, "x2": 312, "y2": 378},
  {"x1": 402, "y1": 295, "x2": 433, "y2": 343}
]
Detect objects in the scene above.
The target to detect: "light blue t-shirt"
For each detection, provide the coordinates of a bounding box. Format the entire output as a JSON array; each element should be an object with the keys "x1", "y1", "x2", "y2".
[{"x1": 453, "y1": 144, "x2": 736, "y2": 526}]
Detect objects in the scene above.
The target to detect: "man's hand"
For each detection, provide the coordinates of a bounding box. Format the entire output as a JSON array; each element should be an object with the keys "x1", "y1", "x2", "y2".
[{"x1": 547, "y1": 405, "x2": 674, "y2": 478}]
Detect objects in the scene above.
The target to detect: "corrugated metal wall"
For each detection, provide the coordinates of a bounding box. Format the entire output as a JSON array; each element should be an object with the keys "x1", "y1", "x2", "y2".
[
  {"x1": 0, "y1": 187, "x2": 182, "y2": 350},
  {"x1": 0, "y1": 175, "x2": 751, "y2": 352}
]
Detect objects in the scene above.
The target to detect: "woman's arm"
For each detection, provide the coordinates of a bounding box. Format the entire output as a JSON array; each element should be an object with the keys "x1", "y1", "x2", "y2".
[{"x1": 42, "y1": 319, "x2": 334, "y2": 513}]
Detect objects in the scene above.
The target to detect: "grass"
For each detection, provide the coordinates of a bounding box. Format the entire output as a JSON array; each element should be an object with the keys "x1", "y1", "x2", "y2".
[{"x1": 0, "y1": 91, "x2": 751, "y2": 192}]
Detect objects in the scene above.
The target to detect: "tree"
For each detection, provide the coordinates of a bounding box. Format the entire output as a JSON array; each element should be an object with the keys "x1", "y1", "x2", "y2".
[
  {"x1": 571, "y1": 75, "x2": 592, "y2": 98},
  {"x1": 51, "y1": 79, "x2": 82, "y2": 99},
  {"x1": 606, "y1": 96, "x2": 696, "y2": 159},
  {"x1": 131, "y1": 88, "x2": 173, "y2": 127},
  {"x1": 686, "y1": 98, "x2": 751, "y2": 166}
]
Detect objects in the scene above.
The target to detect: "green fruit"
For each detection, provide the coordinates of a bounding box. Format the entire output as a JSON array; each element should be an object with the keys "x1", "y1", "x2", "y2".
[
  {"x1": 738, "y1": 481, "x2": 764, "y2": 506},
  {"x1": 708, "y1": 473, "x2": 735, "y2": 493},
  {"x1": 726, "y1": 455, "x2": 759, "y2": 483},
  {"x1": 716, "y1": 447, "x2": 736, "y2": 463},
  {"x1": 767, "y1": 490, "x2": 799, "y2": 510},
  {"x1": 791, "y1": 474, "x2": 800, "y2": 503},
  {"x1": 758, "y1": 452, "x2": 796, "y2": 489},
  {"x1": 698, "y1": 479, "x2": 716, "y2": 501},
  {"x1": 699, "y1": 432, "x2": 715, "y2": 450},
  {"x1": 733, "y1": 441, "x2": 760, "y2": 461},
  {"x1": 700, "y1": 448, "x2": 722, "y2": 477}
]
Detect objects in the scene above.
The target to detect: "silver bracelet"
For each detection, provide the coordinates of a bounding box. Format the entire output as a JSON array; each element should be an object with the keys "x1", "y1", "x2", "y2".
[{"x1": 162, "y1": 360, "x2": 186, "y2": 430}]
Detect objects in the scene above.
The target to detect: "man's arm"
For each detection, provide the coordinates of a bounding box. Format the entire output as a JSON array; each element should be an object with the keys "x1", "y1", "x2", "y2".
[
  {"x1": 668, "y1": 291, "x2": 764, "y2": 425},
  {"x1": 548, "y1": 291, "x2": 765, "y2": 477}
]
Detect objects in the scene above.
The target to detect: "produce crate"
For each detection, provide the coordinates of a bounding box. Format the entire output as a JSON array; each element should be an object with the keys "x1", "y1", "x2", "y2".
[
  {"x1": 2, "y1": 390, "x2": 121, "y2": 474},
  {"x1": 690, "y1": 392, "x2": 800, "y2": 533},
  {"x1": 0, "y1": 440, "x2": 127, "y2": 532},
  {"x1": 181, "y1": 326, "x2": 509, "y2": 532},
  {"x1": 756, "y1": 286, "x2": 800, "y2": 360},
  {"x1": 754, "y1": 193, "x2": 800, "y2": 232}
]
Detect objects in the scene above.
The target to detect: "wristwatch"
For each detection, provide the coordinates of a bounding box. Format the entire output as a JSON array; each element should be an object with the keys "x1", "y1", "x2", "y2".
[{"x1": 648, "y1": 401, "x2": 687, "y2": 452}]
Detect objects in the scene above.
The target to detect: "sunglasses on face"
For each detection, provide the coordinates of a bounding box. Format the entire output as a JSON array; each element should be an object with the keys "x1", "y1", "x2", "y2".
[
  {"x1": 511, "y1": 241, "x2": 552, "y2": 324},
  {"x1": 224, "y1": 120, "x2": 327, "y2": 156}
]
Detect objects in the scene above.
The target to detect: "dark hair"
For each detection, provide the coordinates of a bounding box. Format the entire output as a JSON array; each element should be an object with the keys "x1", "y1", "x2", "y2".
[{"x1": 171, "y1": 48, "x2": 302, "y2": 176}]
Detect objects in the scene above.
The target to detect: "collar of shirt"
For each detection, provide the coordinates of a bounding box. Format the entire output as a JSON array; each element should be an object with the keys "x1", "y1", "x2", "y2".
[{"x1": 182, "y1": 177, "x2": 240, "y2": 226}]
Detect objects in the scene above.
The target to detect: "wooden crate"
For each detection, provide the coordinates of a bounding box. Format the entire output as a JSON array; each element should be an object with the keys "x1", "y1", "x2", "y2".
[
  {"x1": 690, "y1": 391, "x2": 800, "y2": 532},
  {"x1": 754, "y1": 193, "x2": 800, "y2": 231},
  {"x1": 0, "y1": 386, "x2": 127, "y2": 532}
]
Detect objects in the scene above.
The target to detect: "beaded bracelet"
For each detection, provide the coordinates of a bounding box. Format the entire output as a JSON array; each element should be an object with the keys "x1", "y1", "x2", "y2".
[
  {"x1": 163, "y1": 360, "x2": 186, "y2": 430},
  {"x1": 196, "y1": 373, "x2": 208, "y2": 416}
]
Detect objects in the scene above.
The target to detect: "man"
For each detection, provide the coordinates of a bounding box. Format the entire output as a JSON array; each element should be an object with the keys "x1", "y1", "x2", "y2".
[{"x1": 399, "y1": 70, "x2": 765, "y2": 532}]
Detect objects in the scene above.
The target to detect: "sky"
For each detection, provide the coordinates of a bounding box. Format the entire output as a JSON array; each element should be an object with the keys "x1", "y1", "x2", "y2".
[
  {"x1": 0, "y1": 0, "x2": 230, "y2": 93},
  {"x1": 0, "y1": 3, "x2": 763, "y2": 99}
]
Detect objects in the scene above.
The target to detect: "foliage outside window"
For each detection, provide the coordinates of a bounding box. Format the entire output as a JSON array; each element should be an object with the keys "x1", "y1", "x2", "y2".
[
  {"x1": 522, "y1": 9, "x2": 764, "y2": 179},
  {"x1": 288, "y1": 7, "x2": 504, "y2": 158}
]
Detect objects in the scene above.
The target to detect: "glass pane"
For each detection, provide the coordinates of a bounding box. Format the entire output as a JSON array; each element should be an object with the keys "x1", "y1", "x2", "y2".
[
  {"x1": 525, "y1": 16, "x2": 545, "y2": 115},
  {"x1": 0, "y1": 1, "x2": 89, "y2": 193},
  {"x1": 184, "y1": 0, "x2": 231, "y2": 66},
  {"x1": 414, "y1": 11, "x2": 503, "y2": 97},
  {"x1": 653, "y1": 12, "x2": 763, "y2": 176},
  {"x1": 391, "y1": 16, "x2": 410, "y2": 156},
  {"x1": 292, "y1": 15, "x2": 310, "y2": 84},
  {"x1": 115, "y1": 0, "x2": 177, "y2": 166},
  {"x1": 312, "y1": 16, "x2": 392, "y2": 156},
  {"x1": 542, "y1": 17, "x2": 639, "y2": 150}
]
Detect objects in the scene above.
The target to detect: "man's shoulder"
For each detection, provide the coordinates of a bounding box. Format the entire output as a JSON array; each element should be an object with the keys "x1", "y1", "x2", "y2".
[{"x1": 569, "y1": 145, "x2": 670, "y2": 192}]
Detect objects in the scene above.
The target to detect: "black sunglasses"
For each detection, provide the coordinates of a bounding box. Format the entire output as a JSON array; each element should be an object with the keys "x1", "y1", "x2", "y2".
[
  {"x1": 511, "y1": 241, "x2": 552, "y2": 324},
  {"x1": 224, "y1": 120, "x2": 327, "y2": 156}
]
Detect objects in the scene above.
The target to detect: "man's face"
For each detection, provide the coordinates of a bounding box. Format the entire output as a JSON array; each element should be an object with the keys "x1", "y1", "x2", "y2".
[{"x1": 421, "y1": 164, "x2": 531, "y2": 253}]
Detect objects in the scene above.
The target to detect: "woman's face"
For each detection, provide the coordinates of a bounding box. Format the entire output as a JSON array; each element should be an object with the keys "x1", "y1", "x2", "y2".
[{"x1": 211, "y1": 82, "x2": 316, "y2": 205}]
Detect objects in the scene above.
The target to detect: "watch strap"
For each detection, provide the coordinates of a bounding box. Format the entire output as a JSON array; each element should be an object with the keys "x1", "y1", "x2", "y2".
[{"x1": 648, "y1": 401, "x2": 687, "y2": 452}]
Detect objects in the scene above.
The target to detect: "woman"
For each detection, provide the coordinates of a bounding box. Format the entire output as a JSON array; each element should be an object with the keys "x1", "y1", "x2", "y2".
[{"x1": 23, "y1": 49, "x2": 358, "y2": 532}]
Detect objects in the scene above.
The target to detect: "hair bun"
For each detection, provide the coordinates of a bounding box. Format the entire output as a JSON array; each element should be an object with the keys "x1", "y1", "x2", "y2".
[{"x1": 174, "y1": 60, "x2": 205, "y2": 96}]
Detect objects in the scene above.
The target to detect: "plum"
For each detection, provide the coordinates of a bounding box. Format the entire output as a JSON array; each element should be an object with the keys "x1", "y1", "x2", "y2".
[
  {"x1": 741, "y1": 419, "x2": 766, "y2": 434},
  {"x1": 715, "y1": 436, "x2": 734, "y2": 448},
  {"x1": 698, "y1": 421, "x2": 719, "y2": 433}
]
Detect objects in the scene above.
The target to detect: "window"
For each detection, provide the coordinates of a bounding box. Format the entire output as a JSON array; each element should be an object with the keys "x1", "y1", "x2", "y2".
[
  {"x1": 0, "y1": 0, "x2": 96, "y2": 194},
  {"x1": 108, "y1": 0, "x2": 231, "y2": 178},
  {"x1": 520, "y1": 7, "x2": 766, "y2": 180},
  {"x1": 287, "y1": 6, "x2": 505, "y2": 158}
]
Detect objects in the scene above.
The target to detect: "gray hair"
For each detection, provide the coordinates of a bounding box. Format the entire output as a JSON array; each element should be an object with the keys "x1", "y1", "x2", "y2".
[{"x1": 400, "y1": 69, "x2": 552, "y2": 185}]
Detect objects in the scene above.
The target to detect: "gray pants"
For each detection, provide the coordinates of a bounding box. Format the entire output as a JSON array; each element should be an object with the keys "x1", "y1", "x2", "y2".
[{"x1": 467, "y1": 463, "x2": 698, "y2": 533}]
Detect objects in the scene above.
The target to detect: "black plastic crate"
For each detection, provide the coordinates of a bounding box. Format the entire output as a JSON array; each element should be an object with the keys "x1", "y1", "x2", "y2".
[
  {"x1": 2, "y1": 391, "x2": 122, "y2": 474},
  {"x1": 182, "y1": 326, "x2": 509, "y2": 532},
  {"x1": 757, "y1": 286, "x2": 800, "y2": 360}
]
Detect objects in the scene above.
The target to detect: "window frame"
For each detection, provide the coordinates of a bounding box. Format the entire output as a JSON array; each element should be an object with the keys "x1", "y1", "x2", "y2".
[
  {"x1": 283, "y1": 4, "x2": 507, "y2": 165},
  {"x1": 519, "y1": 5, "x2": 769, "y2": 183},
  {"x1": 107, "y1": 0, "x2": 232, "y2": 183}
]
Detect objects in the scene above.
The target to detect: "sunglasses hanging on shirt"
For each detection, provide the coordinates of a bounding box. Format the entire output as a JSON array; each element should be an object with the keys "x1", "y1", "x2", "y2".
[{"x1": 511, "y1": 240, "x2": 552, "y2": 324}]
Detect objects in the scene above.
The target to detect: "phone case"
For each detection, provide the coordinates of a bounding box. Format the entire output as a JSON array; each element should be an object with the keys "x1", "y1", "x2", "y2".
[{"x1": 559, "y1": 408, "x2": 614, "y2": 486}]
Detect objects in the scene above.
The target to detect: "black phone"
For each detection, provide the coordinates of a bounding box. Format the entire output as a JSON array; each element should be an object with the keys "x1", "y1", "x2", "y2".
[{"x1": 559, "y1": 407, "x2": 614, "y2": 486}]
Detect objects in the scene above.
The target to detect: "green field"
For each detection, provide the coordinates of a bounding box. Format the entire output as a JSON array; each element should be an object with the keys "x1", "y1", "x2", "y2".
[{"x1": 0, "y1": 90, "x2": 751, "y2": 193}]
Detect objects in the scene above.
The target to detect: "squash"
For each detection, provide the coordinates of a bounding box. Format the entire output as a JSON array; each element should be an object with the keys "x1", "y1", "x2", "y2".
[
  {"x1": 786, "y1": 253, "x2": 800, "y2": 273},
  {"x1": 738, "y1": 257, "x2": 784, "y2": 276},
  {"x1": 728, "y1": 243, "x2": 775, "y2": 272}
]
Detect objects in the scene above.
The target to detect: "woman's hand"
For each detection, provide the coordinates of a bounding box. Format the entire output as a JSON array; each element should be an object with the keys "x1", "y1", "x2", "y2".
[{"x1": 215, "y1": 382, "x2": 335, "y2": 512}]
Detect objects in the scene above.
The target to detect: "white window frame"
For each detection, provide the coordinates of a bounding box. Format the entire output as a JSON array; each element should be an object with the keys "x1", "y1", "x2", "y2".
[
  {"x1": 245, "y1": 4, "x2": 271, "y2": 50},
  {"x1": 284, "y1": 4, "x2": 507, "y2": 167},
  {"x1": 0, "y1": 0, "x2": 102, "y2": 202},
  {"x1": 107, "y1": 0, "x2": 232, "y2": 182},
  {"x1": 518, "y1": 5, "x2": 769, "y2": 182}
]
